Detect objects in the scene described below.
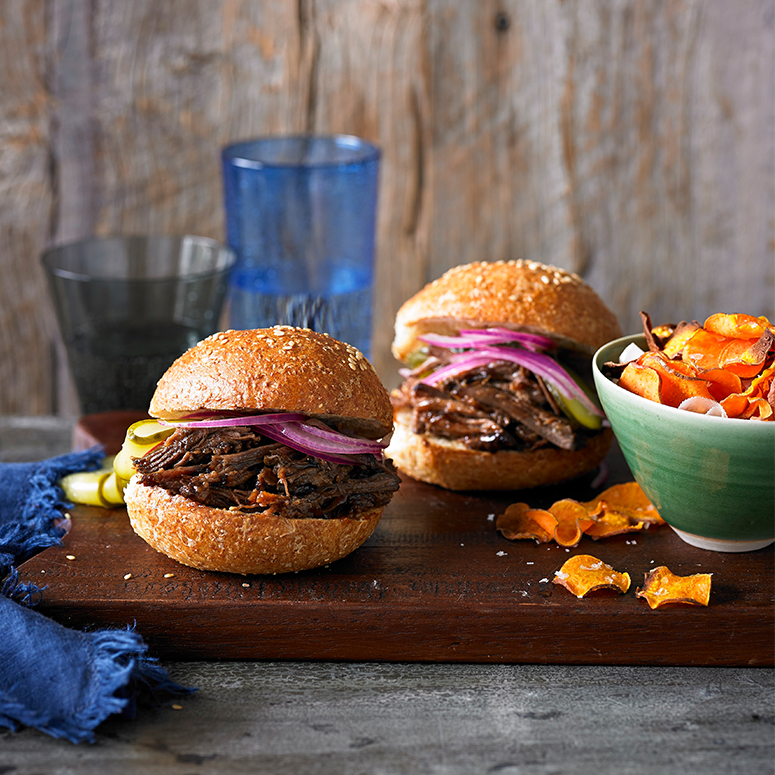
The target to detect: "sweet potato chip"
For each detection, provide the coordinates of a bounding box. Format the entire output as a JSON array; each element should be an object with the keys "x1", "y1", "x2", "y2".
[
  {"x1": 719, "y1": 361, "x2": 775, "y2": 418},
  {"x1": 583, "y1": 482, "x2": 665, "y2": 526},
  {"x1": 548, "y1": 499, "x2": 595, "y2": 547},
  {"x1": 662, "y1": 321, "x2": 701, "y2": 358},
  {"x1": 643, "y1": 353, "x2": 715, "y2": 407},
  {"x1": 618, "y1": 361, "x2": 663, "y2": 403},
  {"x1": 701, "y1": 367, "x2": 743, "y2": 402},
  {"x1": 681, "y1": 328, "x2": 773, "y2": 380},
  {"x1": 718, "y1": 330, "x2": 775, "y2": 379},
  {"x1": 749, "y1": 361, "x2": 775, "y2": 397},
  {"x1": 681, "y1": 328, "x2": 729, "y2": 371},
  {"x1": 738, "y1": 397, "x2": 773, "y2": 420},
  {"x1": 636, "y1": 566, "x2": 712, "y2": 609},
  {"x1": 583, "y1": 510, "x2": 646, "y2": 539},
  {"x1": 643, "y1": 351, "x2": 694, "y2": 377},
  {"x1": 704, "y1": 313, "x2": 773, "y2": 340},
  {"x1": 496, "y1": 503, "x2": 552, "y2": 543},
  {"x1": 719, "y1": 392, "x2": 750, "y2": 418},
  {"x1": 553, "y1": 555, "x2": 631, "y2": 598}
]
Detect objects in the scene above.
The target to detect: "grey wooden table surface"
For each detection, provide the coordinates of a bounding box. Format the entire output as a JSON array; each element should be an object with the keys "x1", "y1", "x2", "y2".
[{"x1": 1, "y1": 417, "x2": 773, "y2": 775}]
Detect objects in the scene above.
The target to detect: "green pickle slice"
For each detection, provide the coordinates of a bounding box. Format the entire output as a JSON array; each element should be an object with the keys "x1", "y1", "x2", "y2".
[
  {"x1": 126, "y1": 418, "x2": 175, "y2": 448},
  {"x1": 545, "y1": 368, "x2": 604, "y2": 431},
  {"x1": 60, "y1": 471, "x2": 111, "y2": 508},
  {"x1": 59, "y1": 419, "x2": 173, "y2": 507},
  {"x1": 60, "y1": 468, "x2": 124, "y2": 508},
  {"x1": 118, "y1": 419, "x2": 174, "y2": 474},
  {"x1": 405, "y1": 347, "x2": 429, "y2": 370}
]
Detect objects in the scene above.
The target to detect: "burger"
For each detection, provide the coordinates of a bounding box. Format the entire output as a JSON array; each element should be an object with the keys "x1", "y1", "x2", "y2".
[
  {"x1": 122, "y1": 326, "x2": 401, "y2": 574},
  {"x1": 385, "y1": 260, "x2": 622, "y2": 491}
]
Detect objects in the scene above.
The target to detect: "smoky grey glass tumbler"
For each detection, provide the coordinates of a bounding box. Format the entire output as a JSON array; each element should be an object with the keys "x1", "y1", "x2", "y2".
[{"x1": 42, "y1": 235, "x2": 235, "y2": 414}]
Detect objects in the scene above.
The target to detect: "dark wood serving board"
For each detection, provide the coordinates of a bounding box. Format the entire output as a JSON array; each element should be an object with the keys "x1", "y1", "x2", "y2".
[{"x1": 18, "y1": 414, "x2": 775, "y2": 666}]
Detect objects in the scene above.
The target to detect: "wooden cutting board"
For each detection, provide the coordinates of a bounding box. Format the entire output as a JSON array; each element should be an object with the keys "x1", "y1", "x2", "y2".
[{"x1": 18, "y1": 415, "x2": 774, "y2": 666}]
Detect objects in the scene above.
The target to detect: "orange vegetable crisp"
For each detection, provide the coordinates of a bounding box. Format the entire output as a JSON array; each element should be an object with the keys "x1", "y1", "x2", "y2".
[
  {"x1": 614, "y1": 312, "x2": 774, "y2": 419},
  {"x1": 552, "y1": 555, "x2": 631, "y2": 598},
  {"x1": 496, "y1": 482, "x2": 664, "y2": 548},
  {"x1": 635, "y1": 566, "x2": 712, "y2": 609}
]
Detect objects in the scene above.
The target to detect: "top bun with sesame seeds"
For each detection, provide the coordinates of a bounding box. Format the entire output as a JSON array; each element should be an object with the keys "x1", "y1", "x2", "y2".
[
  {"x1": 149, "y1": 326, "x2": 392, "y2": 439},
  {"x1": 392, "y1": 260, "x2": 622, "y2": 362}
]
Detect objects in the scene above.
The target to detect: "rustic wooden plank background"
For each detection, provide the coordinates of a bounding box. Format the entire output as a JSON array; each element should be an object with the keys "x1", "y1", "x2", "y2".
[{"x1": 1, "y1": 0, "x2": 772, "y2": 416}]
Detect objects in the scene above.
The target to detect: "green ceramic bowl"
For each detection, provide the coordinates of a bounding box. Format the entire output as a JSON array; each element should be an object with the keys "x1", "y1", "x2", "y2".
[{"x1": 593, "y1": 334, "x2": 775, "y2": 553}]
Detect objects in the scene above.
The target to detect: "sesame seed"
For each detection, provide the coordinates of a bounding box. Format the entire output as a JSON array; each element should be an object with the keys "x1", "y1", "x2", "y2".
[
  {"x1": 164, "y1": 573, "x2": 175, "y2": 578},
  {"x1": 242, "y1": 582, "x2": 250, "y2": 588},
  {"x1": 171, "y1": 704, "x2": 183, "y2": 711},
  {"x1": 65, "y1": 554, "x2": 76, "y2": 560}
]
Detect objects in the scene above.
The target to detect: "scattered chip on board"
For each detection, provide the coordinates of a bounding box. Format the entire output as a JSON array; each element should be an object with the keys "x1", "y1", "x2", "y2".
[
  {"x1": 635, "y1": 566, "x2": 712, "y2": 609},
  {"x1": 552, "y1": 555, "x2": 631, "y2": 598}
]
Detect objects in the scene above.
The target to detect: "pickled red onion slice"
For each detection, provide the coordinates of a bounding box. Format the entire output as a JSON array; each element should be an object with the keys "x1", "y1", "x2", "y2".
[
  {"x1": 419, "y1": 328, "x2": 553, "y2": 352},
  {"x1": 258, "y1": 422, "x2": 386, "y2": 465},
  {"x1": 421, "y1": 345, "x2": 604, "y2": 418},
  {"x1": 459, "y1": 327, "x2": 554, "y2": 350},
  {"x1": 158, "y1": 412, "x2": 387, "y2": 464},
  {"x1": 160, "y1": 412, "x2": 307, "y2": 428},
  {"x1": 296, "y1": 421, "x2": 388, "y2": 448}
]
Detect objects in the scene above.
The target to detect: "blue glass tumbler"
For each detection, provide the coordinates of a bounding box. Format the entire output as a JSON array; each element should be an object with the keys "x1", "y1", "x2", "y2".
[{"x1": 222, "y1": 135, "x2": 381, "y2": 358}]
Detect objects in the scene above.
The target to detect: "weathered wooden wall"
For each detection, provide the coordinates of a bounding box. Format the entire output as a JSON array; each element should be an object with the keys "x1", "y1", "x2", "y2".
[{"x1": 1, "y1": 0, "x2": 773, "y2": 416}]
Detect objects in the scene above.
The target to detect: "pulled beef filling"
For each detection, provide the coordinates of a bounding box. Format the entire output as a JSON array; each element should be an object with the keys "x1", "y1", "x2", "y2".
[
  {"x1": 392, "y1": 350, "x2": 595, "y2": 453},
  {"x1": 135, "y1": 426, "x2": 401, "y2": 520}
]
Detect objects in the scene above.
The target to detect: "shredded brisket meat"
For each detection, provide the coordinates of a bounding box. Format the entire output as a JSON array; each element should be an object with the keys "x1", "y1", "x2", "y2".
[
  {"x1": 135, "y1": 426, "x2": 400, "y2": 520},
  {"x1": 392, "y1": 350, "x2": 596, "y2": 452}
]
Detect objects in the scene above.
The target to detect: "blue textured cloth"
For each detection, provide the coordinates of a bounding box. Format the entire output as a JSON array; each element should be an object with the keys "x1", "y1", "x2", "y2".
[{"x1": 0, "y1": 449, "x2": 194, "y2": 744}]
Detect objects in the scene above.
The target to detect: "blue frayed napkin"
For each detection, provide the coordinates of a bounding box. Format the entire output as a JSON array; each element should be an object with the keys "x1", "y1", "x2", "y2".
[{"x1": 0, "y1": 449, "x2": 194, "y2": 744}]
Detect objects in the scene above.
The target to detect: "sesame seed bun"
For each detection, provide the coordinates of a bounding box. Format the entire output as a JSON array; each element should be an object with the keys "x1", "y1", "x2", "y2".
[
  {"x1": 150, "y1": 326, "x2": 392, "y2": 439},
  {"x1": 387, "y1": 409, "x2": 613, "y2": 492},
  {"x1": 392, "y1": 260, "x2": 622, "y2": 361},
  {"x1": 125, "y1": 479, "x2": 383, "y2": 575}
]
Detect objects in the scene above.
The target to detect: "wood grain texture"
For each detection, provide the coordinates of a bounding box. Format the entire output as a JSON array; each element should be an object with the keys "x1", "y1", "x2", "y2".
[
  {"x1": 0, "y1": 0, "x2": 55, "y2": 413},
  {"x1": 18, "y1": 445, "x2": 775, "y2": 666},
  {"x1": 0, "y1": 0, "x2": 772, "y2": 414}
]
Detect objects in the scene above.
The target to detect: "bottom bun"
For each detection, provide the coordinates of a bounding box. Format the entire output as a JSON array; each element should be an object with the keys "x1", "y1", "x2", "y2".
[
  {"x1": 124, "y1": 479, "x2": 382, "y2": 575},
  {"x1": 386, "y1": 410, "x2": 612, "y2": 491}
]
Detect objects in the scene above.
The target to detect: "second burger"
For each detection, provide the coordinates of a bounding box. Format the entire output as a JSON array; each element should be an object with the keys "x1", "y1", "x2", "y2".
[{"x1": 386, "y1": 260, "x2": 622, "y2": 491}]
